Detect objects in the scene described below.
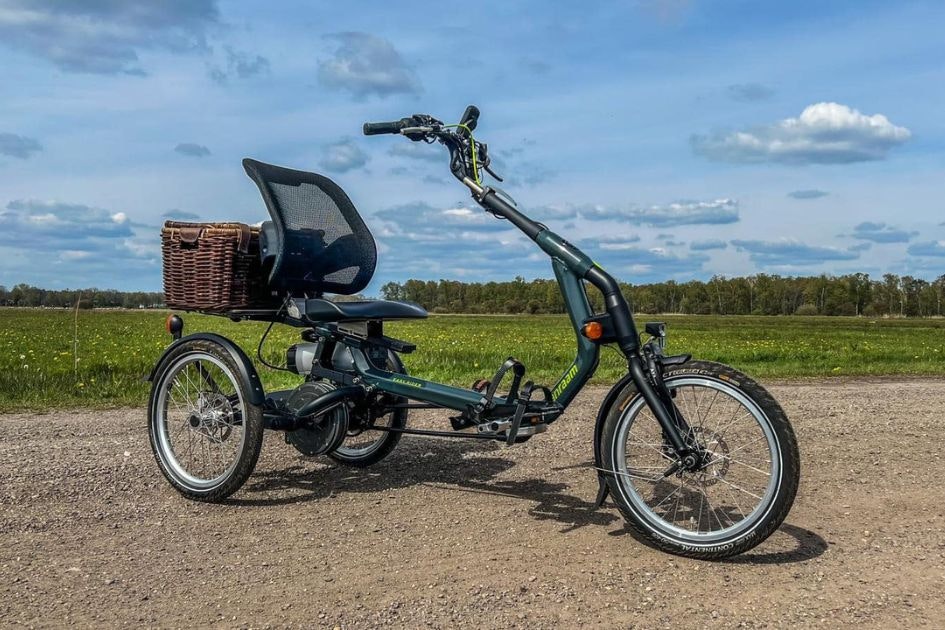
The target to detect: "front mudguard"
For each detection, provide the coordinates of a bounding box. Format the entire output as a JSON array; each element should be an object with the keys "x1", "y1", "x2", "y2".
[
  {"x1": 592, "y1": 372, "x2": 636, "y2": 508},
  {"x1": 591, "y1": 353, "x2": 692, "y2": 508},
  {"x1": 147, "y1": 332, "x2": 266, "y2": 406}
]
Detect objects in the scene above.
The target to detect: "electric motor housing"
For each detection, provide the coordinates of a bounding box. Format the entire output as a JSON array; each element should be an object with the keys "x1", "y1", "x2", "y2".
[{"x1": 286, "y1": 341, "x2": 323, "y2": 375}]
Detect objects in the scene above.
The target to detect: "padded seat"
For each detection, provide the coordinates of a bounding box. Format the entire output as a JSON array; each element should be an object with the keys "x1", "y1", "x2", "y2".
[{"x1": 303, "y1": 298, "x2": 428, "y2": 322}]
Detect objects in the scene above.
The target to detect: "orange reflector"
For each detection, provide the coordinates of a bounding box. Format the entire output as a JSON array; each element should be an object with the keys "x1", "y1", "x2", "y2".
[
  {"x1": 583, "y1": 321, "x2": 603, "y2": 340},
  {"x1": 165, "y1": 314, "x2": 174, "y2": 333}
]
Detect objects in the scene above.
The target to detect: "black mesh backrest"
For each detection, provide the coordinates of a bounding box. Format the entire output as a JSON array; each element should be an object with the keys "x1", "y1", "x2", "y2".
[{"x1": 242, "y1": 158, "x2": 376, "y2": 296}]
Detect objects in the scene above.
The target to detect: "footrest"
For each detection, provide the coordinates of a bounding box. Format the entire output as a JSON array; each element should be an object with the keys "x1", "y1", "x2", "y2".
[{"x1": 475, "y1": 357, "x2": 526, "y2": 413}]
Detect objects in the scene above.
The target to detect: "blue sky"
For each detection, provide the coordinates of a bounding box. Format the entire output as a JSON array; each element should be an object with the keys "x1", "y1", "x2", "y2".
[{"x1": 0, "y1": 0, "x2": 942, "y2": 293}]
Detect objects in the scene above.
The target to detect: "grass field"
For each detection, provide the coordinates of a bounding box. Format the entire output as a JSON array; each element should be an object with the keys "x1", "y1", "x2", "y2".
[{"x1": 1, "y1": 308, "x2": 944, "y2": 410}]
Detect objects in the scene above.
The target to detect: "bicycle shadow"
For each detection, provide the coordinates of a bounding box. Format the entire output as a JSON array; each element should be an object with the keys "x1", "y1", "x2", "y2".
[
  {"x1": 228, "y1": 437, "x2": 514, "y2": 507},
  {"x1": 232, "y1": 445, "x2": 827, "y2": 564},
  {"x1": 230, "y1": 438, "x2": 618, "y2": 532}
]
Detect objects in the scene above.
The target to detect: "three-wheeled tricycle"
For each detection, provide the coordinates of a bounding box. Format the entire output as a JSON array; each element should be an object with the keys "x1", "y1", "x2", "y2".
[{"x1": 148, "y1": 106, "x2": 799, "y2": 559}]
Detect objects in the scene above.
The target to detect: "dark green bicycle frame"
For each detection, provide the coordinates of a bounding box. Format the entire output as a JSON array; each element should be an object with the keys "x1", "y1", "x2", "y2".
[{"x1": 349, "y1": 232, "x2": 604, "y2": 415}]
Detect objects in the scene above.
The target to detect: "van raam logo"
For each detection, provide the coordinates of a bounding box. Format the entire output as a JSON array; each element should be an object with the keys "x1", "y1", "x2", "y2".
[
  {"x1": 552, "y1": 363, "x2": 579, "y2": 399},
  {"x1": 391, "y1": 375, "x2": 424, "y2": 388}
]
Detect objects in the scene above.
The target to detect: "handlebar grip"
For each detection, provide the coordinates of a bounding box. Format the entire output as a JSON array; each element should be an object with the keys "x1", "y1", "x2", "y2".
[{"x1": 363, "y1": 118, "x2": 410, "y2": 136}]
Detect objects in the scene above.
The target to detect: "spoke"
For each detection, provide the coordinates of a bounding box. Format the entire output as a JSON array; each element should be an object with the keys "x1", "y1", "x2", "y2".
[
  {"x1": 724, "y1": 457, "x2": 771, "y2": 477},
  {"x1": 603, "y1": 467, "x2": 664, "y2": 483},
  {"x1": 696, "y1": 481, "x2": 706, "y2": 532},
  {"x1": 700, "y1": 389, "x2": 721, "y2": 430},
  {"x1": 172, "y1": 376, "x2": 194, "y2": 413},
  {"x1": 652, "y1": 483, "x2": 683, "y2": 511},
  {"x1": 714, "y1": 476, "x2": 763, "y2": 501},
  {"x1": 708, "y1": 501, "x2": 726, "y2": 530},
  {"x1": 714, "y1": 410, "x2": 756, "y2": 437},
  {"x1": 671, "y1": 487, "x2": 681, "y2": 525},
  {"x1": 172, "y1": 419, "x2": 191, "y2": 440},
  {"x1": 723, "y1": 481, "x2": 748, "y2": 521},
  {"x1": 722, "y1": 435, "x2": 768, "y2": 459},
  {"x1": 691, "y1": 386, "x2": 704, "y2": 433},
  {"x1": 628, "y1": 432, "x2": 674, "y2": 462}
]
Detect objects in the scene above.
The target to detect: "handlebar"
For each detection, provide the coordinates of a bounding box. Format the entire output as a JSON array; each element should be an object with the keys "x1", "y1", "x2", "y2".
[{"x1": 362, "y1": 105, "x2": 500, "y2": 183}]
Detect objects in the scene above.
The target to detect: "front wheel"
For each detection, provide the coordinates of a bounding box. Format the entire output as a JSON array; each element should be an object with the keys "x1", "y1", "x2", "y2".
[{"x1": 600, "y1": 360, "x2": 799, "y2": 559}]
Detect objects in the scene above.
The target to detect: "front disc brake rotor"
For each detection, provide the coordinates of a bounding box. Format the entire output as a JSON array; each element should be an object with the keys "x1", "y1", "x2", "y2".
[{"x1": 693, "y1": 427, "x2": 730, "y2": 486}]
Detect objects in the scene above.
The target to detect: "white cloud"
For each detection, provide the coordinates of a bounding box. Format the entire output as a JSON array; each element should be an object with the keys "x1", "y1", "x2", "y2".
[
  {"x1": 174, "y1": 143, "x2": 211, "y2": 158},
  {"x1": 318, "y1": 32, "x2": 421, "y2": 98},
  {"x1": 0, "y1": 199, "x2": 160, "y2": 286},
  {"x1": 692, "y1": 102, "x2": 911, "y2": 164},
  {"x1": 850, "y1": 222, "x2": 917, "y2": 244},
  {"x1": 0, "y1": 132, "x2": 42, "y2": 159},
  {"x1": 0, "y1": 0, "x2": 219, "y2": 75},
  {"x1": 731, "y1": 238, "x2": 861, "y2": 266},
  {"x1": 319, "y1": 137, "x2": 369, "y2": 173},
  {"x1": 583, "y1": 198, "x2": 739, "y2": 226}
]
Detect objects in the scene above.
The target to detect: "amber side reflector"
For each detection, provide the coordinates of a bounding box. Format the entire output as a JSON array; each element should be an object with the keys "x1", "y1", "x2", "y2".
[
  {"x1": 165, "y1": 314, "x2": 184, "y2": 340},
  {"x1": 583, "y1": 321, "x2": 603, "y2": 340}
]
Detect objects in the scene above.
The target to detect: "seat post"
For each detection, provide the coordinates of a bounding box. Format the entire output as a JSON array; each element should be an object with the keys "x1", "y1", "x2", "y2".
[{"x1": 366, "y1": 320, "x2": 382, "y2": 338}]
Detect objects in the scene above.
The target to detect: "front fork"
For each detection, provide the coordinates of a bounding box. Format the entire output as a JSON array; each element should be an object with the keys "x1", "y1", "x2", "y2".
[{"x1": 627, "y1": 342, "x2": 701, "y2": 470}]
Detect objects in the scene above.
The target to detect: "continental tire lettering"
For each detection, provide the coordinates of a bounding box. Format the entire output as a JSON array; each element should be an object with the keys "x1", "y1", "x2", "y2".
[
  {"x1": 552, "y1": 363, "x2": 579, "y2": 399},
  {"x1": 666, "y1": 368, "x2": 715, "y2": 377},
  {"x1": 667, "y1": 368, "x2": 742, "y2": 387}
]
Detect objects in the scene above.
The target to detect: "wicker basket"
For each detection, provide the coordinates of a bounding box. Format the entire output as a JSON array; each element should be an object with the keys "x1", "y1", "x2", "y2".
[{"x1": 161, "y1": 221, "x2": 273, "y2": 312}]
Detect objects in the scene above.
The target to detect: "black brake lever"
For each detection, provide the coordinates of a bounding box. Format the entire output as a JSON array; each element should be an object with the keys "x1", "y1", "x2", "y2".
[
  {"x1": 483, "y1": 163, "x2": 503, "y2": 182},
  {"x1": 477, "y1": 142, "x2": 503, "y2": 182}
]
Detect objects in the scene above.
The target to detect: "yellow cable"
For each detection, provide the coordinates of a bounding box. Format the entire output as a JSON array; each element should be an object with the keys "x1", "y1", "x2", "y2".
[{"x1": 443, "y1": 123, "x2": 481, "y2": 185}]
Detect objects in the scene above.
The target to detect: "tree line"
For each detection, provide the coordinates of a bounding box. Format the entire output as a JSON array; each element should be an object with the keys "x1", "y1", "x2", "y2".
[
  {"x1": 0, "y1": 284, "x2": 164, "y2": 309},
  {"x1": 4, "y1": 272, "x2": 945, "y2": 316},
  {"x1": 381, "y1": 273, "x2": 945, "y2": 317}
]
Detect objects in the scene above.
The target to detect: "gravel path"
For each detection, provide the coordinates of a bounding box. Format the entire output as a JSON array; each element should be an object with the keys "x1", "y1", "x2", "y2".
[{"x1": 2, "y1": 379, "x2": 944, "y2": 628}]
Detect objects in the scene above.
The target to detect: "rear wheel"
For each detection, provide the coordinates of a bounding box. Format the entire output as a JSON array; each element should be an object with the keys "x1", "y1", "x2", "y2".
[
  {"x1": 148, "y1": 339, "x2": 264, "y2": 501},
  {"x1": 600, "y1": 360, "x2": 799, "y2": 559},
  {"x1": 328, "y1": 351, "x2": 408, "y2": 467}
]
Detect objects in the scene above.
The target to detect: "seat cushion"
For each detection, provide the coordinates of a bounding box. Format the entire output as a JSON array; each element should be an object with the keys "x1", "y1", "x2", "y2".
[{"x1": 303, "y1": 299, "x2": 428, "y2": 322}]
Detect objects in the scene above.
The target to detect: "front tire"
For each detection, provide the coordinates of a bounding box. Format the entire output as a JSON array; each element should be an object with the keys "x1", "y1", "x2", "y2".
[
  {"x1": 148, "y1": 339, "x2": 264, "y2": 502},
  {"x1": 600, "y1": 360, "x2": 799, "y2": 559}
]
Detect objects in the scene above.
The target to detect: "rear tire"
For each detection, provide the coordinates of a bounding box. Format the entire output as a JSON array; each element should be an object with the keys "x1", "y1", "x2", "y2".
[
  {"x1": 148, "y1": 339, "x2": 264, "y2": 502},
  {"x1": 600, "y1": 360, "x2": 799, "y2": 560},
  {"x1": 328, "y1": 350, "x2": 408, "y2": 467}
]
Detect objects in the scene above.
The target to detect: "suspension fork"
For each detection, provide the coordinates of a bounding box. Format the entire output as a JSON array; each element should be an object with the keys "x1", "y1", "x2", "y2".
[{"x1": 627, "y1": 353, "x2": 691, "y2": 457}]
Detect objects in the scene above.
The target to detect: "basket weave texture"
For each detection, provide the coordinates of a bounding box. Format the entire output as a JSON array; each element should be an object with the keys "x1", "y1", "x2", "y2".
[{"x1": 161, "y1": 221, "x2": 271, "y2": 312}]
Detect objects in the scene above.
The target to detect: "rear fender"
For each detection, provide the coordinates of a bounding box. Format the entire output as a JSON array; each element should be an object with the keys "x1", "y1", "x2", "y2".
[{"x1": 147, "y1": 333, "x2": 266, "y2": 406}]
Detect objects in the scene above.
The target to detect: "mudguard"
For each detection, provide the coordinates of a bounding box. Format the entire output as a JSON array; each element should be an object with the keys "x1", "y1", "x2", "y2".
[
  {"x1": 147, "y1": 332, "x2": 266, "y2": 406},
  {"x1": 592, "y1": 372, "x2": 635, "y2": 508}
]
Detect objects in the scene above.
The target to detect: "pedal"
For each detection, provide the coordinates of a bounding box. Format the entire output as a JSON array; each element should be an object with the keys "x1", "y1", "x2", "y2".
[
  {"x1": 476, "y1": 418, "x2": 548, "y2": 440},
  {"x1": 477, "y1": 419, "x2": 511, "y2": 434}
]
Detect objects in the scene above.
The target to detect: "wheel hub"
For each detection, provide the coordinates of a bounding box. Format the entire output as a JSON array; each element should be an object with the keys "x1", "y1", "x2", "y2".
[
  {"x1": 691, "y1": 427, "x2": 730, "y2": 485},
  {"x1": 190, "y1": 392, "x2": 236, "y2": 440}
]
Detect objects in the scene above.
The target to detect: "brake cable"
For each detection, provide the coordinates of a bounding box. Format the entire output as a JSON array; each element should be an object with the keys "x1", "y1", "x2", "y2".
[{"x1": 442, "y1": 123, "x2": 481, "y2": 185}]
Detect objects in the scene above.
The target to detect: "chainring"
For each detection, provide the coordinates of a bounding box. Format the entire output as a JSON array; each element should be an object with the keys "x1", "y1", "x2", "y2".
[{"x1": 283, "y1": 382, "x2": 349, "y2": 456}]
